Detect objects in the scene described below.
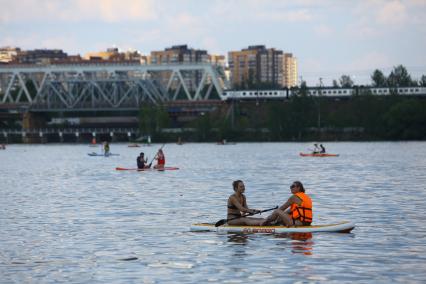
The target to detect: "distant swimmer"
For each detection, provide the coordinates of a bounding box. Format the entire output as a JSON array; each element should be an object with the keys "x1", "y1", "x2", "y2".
[{"x1": 137, "y1": 152, "x2": 151, "y2": 169}]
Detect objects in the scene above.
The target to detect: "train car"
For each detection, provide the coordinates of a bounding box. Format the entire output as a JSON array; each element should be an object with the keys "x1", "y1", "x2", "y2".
[
  {"x1": 222, "y1": 86, "x2": 426, "y2": 101},
  {"x1": 307, "y1": 88, "x2": 354, "y2": 97},
  {"x1": 222, "y1": 90, "x2": 288, "y2": 100}
]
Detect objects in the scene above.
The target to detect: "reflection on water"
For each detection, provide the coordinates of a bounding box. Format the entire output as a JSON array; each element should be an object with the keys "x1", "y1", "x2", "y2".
[
  {"x1": 227, "y1": 234, "x2": 250, "y2": 244},
  {"x1": 1, "y1": 142, "x2": 426, "y2": 283}
]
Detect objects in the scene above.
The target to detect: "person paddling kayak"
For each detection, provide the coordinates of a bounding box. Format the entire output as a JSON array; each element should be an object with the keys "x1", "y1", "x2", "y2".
[
  {"x1": 137, "y1": 152, "x2": 151, "y2": 169},
  {"x1": 153, "y1": 149, "x2": 165, "y2": 169},
  {"x1": 319, "y1": 144, "x2": 326, "y2": 153},
  {"x1": 261, "y1": 181, "x2": 312, "y2": 227},
  {"x1": 312, "y1": 144, "x2": 320, "y2": 154},
  {"x1": 226, "y1": 180, "x2": 263, "y2": 226}
]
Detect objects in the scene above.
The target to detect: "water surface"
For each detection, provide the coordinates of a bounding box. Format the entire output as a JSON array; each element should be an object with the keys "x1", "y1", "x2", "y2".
[{"x1": 1, "y1": 142, "x2": 426, "y2": 283}]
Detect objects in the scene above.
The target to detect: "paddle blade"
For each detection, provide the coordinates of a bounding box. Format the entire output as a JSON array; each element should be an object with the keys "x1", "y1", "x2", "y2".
[{"x1": 215, "y1": 219, "x2": 226, "y2": 227}]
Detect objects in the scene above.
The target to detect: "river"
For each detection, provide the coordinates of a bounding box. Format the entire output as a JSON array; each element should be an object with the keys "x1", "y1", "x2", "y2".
[{"x1": 1, "y1": 142, "x2": 426, "y2": 283}]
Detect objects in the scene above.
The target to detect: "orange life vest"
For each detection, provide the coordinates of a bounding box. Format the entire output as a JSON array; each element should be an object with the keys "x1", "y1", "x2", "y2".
[{"x1": 290, "y1": 192, "x2": 313, "y2": 224}]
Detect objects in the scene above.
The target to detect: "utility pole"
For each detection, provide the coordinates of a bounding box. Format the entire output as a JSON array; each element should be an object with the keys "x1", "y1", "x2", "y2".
[{"x1": 318, "y1": 77, "x2": 323, "y2": 129}]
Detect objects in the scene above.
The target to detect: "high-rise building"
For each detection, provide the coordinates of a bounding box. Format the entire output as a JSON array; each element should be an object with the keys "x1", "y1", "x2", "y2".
[
  {"x1": 228, "y1": 45, "x2": 298, "y2": 89},
  {"x1": 150, "y1": 45, "x2": 209, "y2": 64},
  {"x1": 283, "y1": 53, "x2": 298, "y2": 88},
  {"x1": 150, "y1": 45, "x2": 210, "y2": 92},
  {"x1": 0, "y1": 47, "x2": 21, "y2": 63}
]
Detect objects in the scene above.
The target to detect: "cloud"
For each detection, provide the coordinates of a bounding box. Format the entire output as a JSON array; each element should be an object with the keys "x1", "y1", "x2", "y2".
[
  {"x1": 0, "y1": 0, "x2": 158, "y2": 23},
  {"x1": 348, "y1": 51, "x2": 392, "y2": 71},
  {"x1": 377, "y1": 0, "x2": 407, "y2": 26},
  {"x1": 314, "y1": 24, "x2": 333, "y2": 37},
  {"x1": 257, "y1": 9, "x2": 313, "y2": 22}
]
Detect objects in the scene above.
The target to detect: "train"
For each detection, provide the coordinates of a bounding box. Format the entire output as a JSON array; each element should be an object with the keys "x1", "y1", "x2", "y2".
[{"x1": 222, "y1": 86, "x2": 426, "y2": 101}]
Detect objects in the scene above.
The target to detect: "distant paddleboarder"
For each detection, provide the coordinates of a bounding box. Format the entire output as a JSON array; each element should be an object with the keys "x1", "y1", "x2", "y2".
[
  {"x1": 137, "y1": 152, "x2": 151, "y2": 169},
  {"x1": 153, "y1": 149, "x2": 165, "y2": 169},
  {"x1": 103, "y1": 141, "x2": 110, "y2": 156}
]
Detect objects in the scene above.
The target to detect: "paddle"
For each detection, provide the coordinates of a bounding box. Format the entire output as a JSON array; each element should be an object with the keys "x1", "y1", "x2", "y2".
[
  {"x1": 149, "y1": 143, "x2": 166, "y2": 165},
  {"x1": 215, "y1": 206, "x2": 278, "y2": 227}
]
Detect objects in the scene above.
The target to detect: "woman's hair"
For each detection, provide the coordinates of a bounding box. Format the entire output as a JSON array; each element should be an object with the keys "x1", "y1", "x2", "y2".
[
  {"x1": 293, "y1": 181, "x2": 305, "y2": 192},
  {"x1": 232, "y1": 180, "x2": 243, "y2": 191}
]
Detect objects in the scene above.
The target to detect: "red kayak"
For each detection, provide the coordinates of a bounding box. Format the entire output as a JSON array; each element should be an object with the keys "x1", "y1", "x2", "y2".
[
  {"x1": 299, "y1": 152, "x2": 339, "y2": 157},
  {"x1": 115, "y1": 167, "x2": 179, "y2": 171}
]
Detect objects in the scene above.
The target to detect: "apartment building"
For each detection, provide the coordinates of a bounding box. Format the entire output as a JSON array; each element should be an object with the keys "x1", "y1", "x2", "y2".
[
  {"x1": 12, "y1": 49, "x2": 68, "y2": 64},
  {"x1": 228, "y1": 45, "x2": 298, "y2": 88},
  {"x1": 150, "y1": 45, "x2": 211, "y2": 93},
  {"x1": 283, "y1": 53, "x2": 298, "y2": 88},
  {"x1": 0, "y1": 47, "x2": 21, "y2": 63},
  {"x1": 150, "y1": 45, "x2": 209, "y2": 64}
]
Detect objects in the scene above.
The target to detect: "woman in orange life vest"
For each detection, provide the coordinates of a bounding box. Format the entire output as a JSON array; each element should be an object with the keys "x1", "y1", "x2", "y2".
[
  {"x1": 153, "y1": 149, "x2": 165, "y2": 169},
  {"x1": 227, "y1": 180, "x2": 263, "y2": 226},
  {"x1": 260, "y1": 181, "x2": 313, "y2": 226}
]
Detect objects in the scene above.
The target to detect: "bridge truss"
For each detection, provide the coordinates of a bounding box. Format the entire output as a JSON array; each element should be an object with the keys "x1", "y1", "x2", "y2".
[{"x1": 0, "y1": 63, "x2": 228, "y2": 111}]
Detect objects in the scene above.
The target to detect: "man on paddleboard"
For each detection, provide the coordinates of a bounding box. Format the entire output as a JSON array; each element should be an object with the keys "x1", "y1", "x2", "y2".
[
  {"x1": 261, "y1": 181, "x2": 313, "y2": 227},
  {"x1": 137, "y1": 152, "x2": 151, "y2": 169},
  {"x1": 226, "y1": 180, "x2": 263, "y2": 226}
]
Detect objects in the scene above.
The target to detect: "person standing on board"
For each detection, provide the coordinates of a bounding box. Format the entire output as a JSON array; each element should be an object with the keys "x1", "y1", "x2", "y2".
[
  {"x1": 260, "y1": 181, "x2": 312, "y2": 227},
  {"x1": 137, "y1": 152, "x2": 151, "y2": 169},
  {"x1": 153, "y1": 149, "x2": 165, "y2": 169},
  {"x1": 226, "y1": 180, "x2": 263, "y2": 226},
  {"x1": 104, "y1": 141, "x2": 110, "y2": 156},
  {"x1": 319, "y1": 144, "x2": 326, "y2": 153}
]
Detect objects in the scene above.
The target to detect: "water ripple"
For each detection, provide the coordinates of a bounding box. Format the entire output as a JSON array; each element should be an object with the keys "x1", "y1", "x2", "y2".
[{"x1": 1, "y1": 142, "x2": 426, "y2": 283}]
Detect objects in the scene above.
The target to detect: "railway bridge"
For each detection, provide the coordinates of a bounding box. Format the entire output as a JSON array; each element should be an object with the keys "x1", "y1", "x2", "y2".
[{"x1": 0, "y1": 62, "x2": 229, "y2": 137}]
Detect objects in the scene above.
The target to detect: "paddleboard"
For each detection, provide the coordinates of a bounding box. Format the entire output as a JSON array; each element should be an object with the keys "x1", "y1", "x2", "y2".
[
  {"x1": 128, "y1": 144, "x2": 140, "y2": 147},
  {"x1": 190, "y1": 221, "x2": 355, "y2": 234},
  {"x1": 115, "y1": 166, "x2": 179, "y2": 171},
  {"x1": 88, "y1": 153, "x2": 120, "y2": 157},
  {"x1": 299, "y1": 152, "x2": 339, "y2": 157}
]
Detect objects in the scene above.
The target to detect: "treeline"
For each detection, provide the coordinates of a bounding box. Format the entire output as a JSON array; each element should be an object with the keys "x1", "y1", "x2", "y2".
[
  {"x1": 139, "y1": 95, "x2": 426, "y2": 142},
  {"x1": 138, "y1": 64, "x2": 426, "y2": 142},
  {"x1": 331, "y1": 65, "x2": 426, "y2": 88}
]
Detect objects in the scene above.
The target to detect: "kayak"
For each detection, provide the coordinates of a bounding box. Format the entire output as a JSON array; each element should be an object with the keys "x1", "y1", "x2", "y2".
[
  {"x1": 190, "y1": 221, "x2": 355, "y2": 234},
  {"x1": 115, "y1": 166, "x2": 179, "y2": 171},
  {"x1": 299, "y1": 152, "x2": 339, "y2": 157},
  {"x1": 88, "y1": 152, "x2": 120, "y2": 157}
]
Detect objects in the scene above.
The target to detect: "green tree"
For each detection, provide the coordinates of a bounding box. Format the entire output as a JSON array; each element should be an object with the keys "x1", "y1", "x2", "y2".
[
  {"x1": 383, "y1": 100, "x2": 426, "y2": 139},
  {"x1": 387, "y1": 65, "x2": 413, "y2": 87},
  {"x1": 371, "y1": 69, "x2": 387, "y2": 87},
  {"x1": 139, "y1": 105, "x2": 170, "y2": 134},
  {"x1": 299, "y1": 81, "x2": 309, "y2": 96},
  {"x1": 420, "y1": 75, "x2": 426, "y2": 87},
  {"x1": 339, "y1": 75, "x2": 354, "y2": 87}
]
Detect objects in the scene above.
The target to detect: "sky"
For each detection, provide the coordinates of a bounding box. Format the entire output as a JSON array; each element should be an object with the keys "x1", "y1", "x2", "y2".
[{"x1": 1, "y1": 0, "x2": 426, "y2": 86}]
